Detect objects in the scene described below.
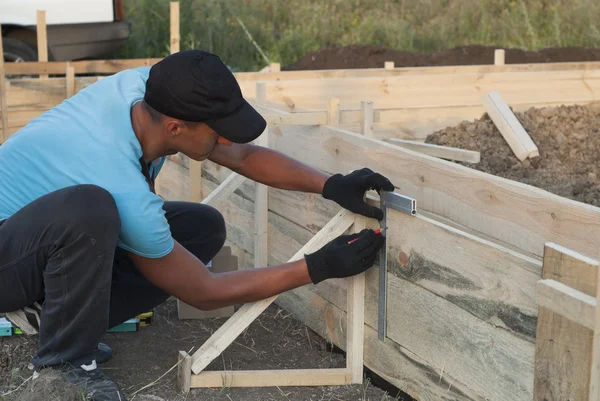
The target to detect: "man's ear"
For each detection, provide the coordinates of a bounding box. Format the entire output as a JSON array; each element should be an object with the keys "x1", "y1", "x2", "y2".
[{"x1": 166, "y1": 120, "x2": 185, "y2": 137}]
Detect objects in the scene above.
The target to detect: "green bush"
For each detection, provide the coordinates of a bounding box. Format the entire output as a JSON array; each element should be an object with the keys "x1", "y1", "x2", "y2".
[{"x1": 112, "y1": 0, "x2": 600, "y2": 71}]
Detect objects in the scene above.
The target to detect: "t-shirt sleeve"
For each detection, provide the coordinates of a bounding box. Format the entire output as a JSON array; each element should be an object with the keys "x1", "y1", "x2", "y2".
[{"x1": 112, "y1": 190, "x2": 174, "y2": 258}]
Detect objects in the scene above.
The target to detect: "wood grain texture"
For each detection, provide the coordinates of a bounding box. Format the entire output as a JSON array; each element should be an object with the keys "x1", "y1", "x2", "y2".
[
  {"x1": 385, "y1": 211, "x2": 541, "y2": 342},
  {"x1": 360, "y1": 100, "x2": 374, "y2": 137},
  {"x1": 254, "y1": 130, "x2": 269, "y2": 267},
  {"x1": 328, "y1": 98, "x2": 340, "y2": 126},
  {"x1": 270, "y1": 124, "x2": 600, "y2": 260},
  {"x1": 534, "y1": 243, "x2": 599, "y2": 401},
  {"x1": 191, "y1": 369, "x2": 351, "y2": 388},
  {"x1": 36, "y1": 10, "x2": 48, "y2": 79},
  {"x1": 65, "y1": 65, "x2": 75, "y2": 98}
]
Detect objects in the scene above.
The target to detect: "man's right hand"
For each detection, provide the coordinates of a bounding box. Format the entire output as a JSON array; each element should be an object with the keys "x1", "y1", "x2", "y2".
[{"x1": 304, "y1": 229, "x2": 384, "y2": 284}]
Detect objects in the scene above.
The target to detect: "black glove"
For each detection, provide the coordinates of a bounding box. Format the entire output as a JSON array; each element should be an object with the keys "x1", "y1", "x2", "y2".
[
  {"x1": 322, "y1": 168, "x2": 394, "y2": 221},
  {"x1": 304, "y1": 229, "x2": 384, "y2": 284}
]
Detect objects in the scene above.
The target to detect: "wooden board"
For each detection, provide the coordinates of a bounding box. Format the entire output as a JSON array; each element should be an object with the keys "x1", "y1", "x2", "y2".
[
  {"x1": 270, "y1": 124, "x2": 600, "y2": 260},
  {"x1": 191, "y1": 369, "x2": 351, "y2": 388},
  {"x1": 536, "y1": 279, "x2": 596, "y2": 330},
  {"x1": 384, "y1": 138, "x2": 481, "y2": 163},
  {"x1": 534, "y1": 243, "x2": 599, "y2": 401},
  {"x1": 239, "y1": 69, "x2": 600, "y2": 111}
]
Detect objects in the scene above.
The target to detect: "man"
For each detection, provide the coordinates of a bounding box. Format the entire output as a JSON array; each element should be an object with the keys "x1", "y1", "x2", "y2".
[{"x1": 0, "y1": 50, "x2": 393, "y2": 400}]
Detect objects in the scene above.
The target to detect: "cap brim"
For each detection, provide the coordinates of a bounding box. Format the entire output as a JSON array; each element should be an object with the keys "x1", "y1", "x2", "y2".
[{"x1": 206, "y1": 100, "x2": 267, "y2": 144}]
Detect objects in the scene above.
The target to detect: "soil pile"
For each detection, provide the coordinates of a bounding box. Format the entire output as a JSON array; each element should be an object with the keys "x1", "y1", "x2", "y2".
[
  {"x1": 425, "y1": 103, "x2": 600, "y2": 206},
  {"x1": 20, "y1": 370, "x2": 81, "y2": 401},
  {"x1": 284, "y1": 44, "x2": 600, "y2": 70}
]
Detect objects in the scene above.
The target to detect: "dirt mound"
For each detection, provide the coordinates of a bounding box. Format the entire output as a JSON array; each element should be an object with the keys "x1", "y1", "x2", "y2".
[
  {"x1": 284, "y1": 44, "x2": 600, "y2": 70},
  {"x1": 19, "y1": 369, "x2": 81, "y2": 401},
  {"x1": 425, "y1": 103, "x2": 600, "y2": 206}
]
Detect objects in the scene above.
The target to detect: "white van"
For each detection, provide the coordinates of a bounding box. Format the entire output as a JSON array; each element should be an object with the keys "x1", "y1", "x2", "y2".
[{"x1": 1, "y1": 0, "x2": 130, "y2": 62}]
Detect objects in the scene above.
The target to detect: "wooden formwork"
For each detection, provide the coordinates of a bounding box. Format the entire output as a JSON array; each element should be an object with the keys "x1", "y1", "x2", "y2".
[{"x1": 3, "y1": 4, "x2": 600, "y2": 401}]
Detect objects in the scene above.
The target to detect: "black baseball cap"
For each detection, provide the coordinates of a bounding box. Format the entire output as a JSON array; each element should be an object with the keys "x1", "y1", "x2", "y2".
[{"x1": 144, "y1": 50, "x2": 266, "y2": 143}]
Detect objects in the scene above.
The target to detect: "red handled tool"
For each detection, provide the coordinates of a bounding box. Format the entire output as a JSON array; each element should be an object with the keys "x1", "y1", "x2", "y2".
[{"x1": 348, "y1": 227, "x2": 386, "y2": 244}]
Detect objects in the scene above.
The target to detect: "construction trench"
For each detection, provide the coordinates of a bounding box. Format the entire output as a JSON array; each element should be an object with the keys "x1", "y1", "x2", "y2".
[{"x1": 3, "y1": 5, "x2": 600, "y2": 401}]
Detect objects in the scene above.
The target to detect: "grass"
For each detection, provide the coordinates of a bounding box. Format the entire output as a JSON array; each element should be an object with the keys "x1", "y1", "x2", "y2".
[{"x1": 112, "y1": 0, "x2": 600, "y2": 71}]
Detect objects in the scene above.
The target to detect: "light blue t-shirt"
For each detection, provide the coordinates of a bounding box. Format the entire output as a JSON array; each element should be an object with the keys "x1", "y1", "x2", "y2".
[{"x1": 0, "y1": 67, "x2": 174, "y2": 258}]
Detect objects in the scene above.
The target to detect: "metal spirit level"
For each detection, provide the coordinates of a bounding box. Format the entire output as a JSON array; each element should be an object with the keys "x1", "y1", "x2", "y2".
[{"x1": 378, "y1": 191, "x2": 417, "y2": 341}]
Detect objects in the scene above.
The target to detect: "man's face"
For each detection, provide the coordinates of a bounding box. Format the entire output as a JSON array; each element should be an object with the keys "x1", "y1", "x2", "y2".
[{"x1": 169, "y1": 121, "x2": 232, "y2": 160}]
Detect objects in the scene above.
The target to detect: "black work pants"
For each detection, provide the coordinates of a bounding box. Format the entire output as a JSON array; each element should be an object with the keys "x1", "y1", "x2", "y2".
[{"x1": 0, "y1": 185, "x2": 226, "y2": 370}]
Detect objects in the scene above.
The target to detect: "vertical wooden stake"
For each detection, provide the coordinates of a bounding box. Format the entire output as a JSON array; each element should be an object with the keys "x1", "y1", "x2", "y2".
[
  {"x1": 360, "y1": 100, "x2": 374, "y2": 137},
  {"x1": 36, "y1": 10, "x2": 48, "y2": 79},
  {"x1": 177, "y1": 351, "x2": 192, "y2": 393},
  {"x1": 0, "y1": 27, "x2": 8, "y2": 144},
  {"x1": 66, "y1": 63, "x2": 75, "y2": 98},
  {"x1": 327, "y1": 98, "x2": 340, "y2": 127},
  {"x1": 170, "y1": 1, "x2": 180, "y2": 54},
  {"x1": 589, "y1": 270, "x2": 600, "y2": 400},
  {"x1": 256, "y1": 81, "x2": 267, "y2": 104},
  {"x1": 533, "y1": 243, "x2": 599, "y2": 401},
  {"x1": 190, "y1": 159, "x2": 203, "y2": 202},
  {"x1": 384, "y1": 61, "x2": 395, "y2": 70},
  {"x1": 254, "y1": 128, "x2": 269, "y2": 268},
  {"x1": 270, "y1": 63, "x2": 281, "y2": 72},
  {"x1": 494, "y1": 49, "x2": 505, "y2": 66},
  {"x1": 346, "y1": 215, "x2": 366, "y2": 384}
]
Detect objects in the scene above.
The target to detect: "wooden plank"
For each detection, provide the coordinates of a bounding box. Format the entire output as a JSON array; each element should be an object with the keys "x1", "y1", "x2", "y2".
[
  {"x1": 256, "y1": 81, "x2": 267, "y2": 103},
  {"x1": 384, "y1": 61, "x2": 395, "y2": 70},
  {"x1": 346, "y1": 215, "x2": 365, "y2": 384},
  {"x1": 534, "y1": 243, "x2": 599, "y2": 401},
  {"x1": 360, "y1": 100, "x2": 374, "y2": 137},
  {"x1": 481, "y1": 91, "x2": 539, "y2": 161},
  {"x1": 65, "y1": 64, "x2": 75, "y2": 98},
  {"x1": 270, "y1": 124, "x2": 600, "y2": 260},
  {"x1": 590, "y1": 270, "x2": 600, "y2": 400},
  {"x1": 264, "y1": 112, "x2": 326, "y2": 126},
  {"x1": 36, "y1": 10, "x2": 48, "y2": 79},
  {"x1": 254, "y1": 129, "x2": 269, "y2": 268},
  {"x1": 5, "y1": 58, "x2": 160, "y2": 76},
  {"x1": 536, "y1": 279, "x2": 596, "y2": 330},
  {"x1": 494, "y1": 49, "x2": 506, "y2": 66},
  {"x1": 234, "y1": 61, "x2": 600, "y2": 84},
  {"x1": 177, "y1": 351, "x2": 192, "y2": 393},
  {"x1": 0, "y1": 29, "x2": 8, "y2": 143},
  {"x1": 327, "y1": 98, "x2": 340, "y2": 126},
  {"x1": 201, "y1": 172, "x2": 246, "y2": 206},
  {"x1": 189, "y1": 159, "x2": 202, "y2": 202},
  {"x1": 190, "y1": 209, "x2": 355, "y2": 374},
  {"x1": 191, "y1": 368, "x2": 351, "y2": 388},
  {"x1": 384, "y1": 138, "x2": 481, "y2": 163},
  {"x1": 239, "y1": 69, "x2": 600, "y2": 111},
  {"x1": 170, "y1": 2, "x2": 180, "y2": 54},
  {"x1": 382, "y1": 211, "x2": 541, "y2": 342}
]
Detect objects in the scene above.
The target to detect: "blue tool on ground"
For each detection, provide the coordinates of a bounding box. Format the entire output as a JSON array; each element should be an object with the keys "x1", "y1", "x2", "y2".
[{"x1": 0, "y1": 317, "x2": 12, "y2": 336}]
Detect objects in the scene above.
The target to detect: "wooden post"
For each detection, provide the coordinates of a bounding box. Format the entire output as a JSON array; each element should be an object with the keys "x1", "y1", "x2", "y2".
[
  {"x1": 590, "y1": 271, "x2": 600, "y2": 399},
  {"x1": 170, "y1": 1, "x2": 180, "y2": 54},
  {"x1": 533, "y1": 243, "x2": 600, "y2": 401},
  {"x1": 66, "y1": 63, "x2": 75, "y2": 98},
  {"x1": 0, "y1": 27, "x2": 8, "y2": 144},
  {"x1": 190, "y1": 159, "x2": 203, "y2": 202},
  {"x1": 360, "y1": 100, "x2": 374, "y2": 137},
  {"x1": 36, "y1": 10, "x2": 48, "y2": 79},
  {"x1": 494, "y1": 49, "x2": 505, "y2": 66},
  {"x1": 256, "y1": 81, "x2": 267, "y2": 104},
  {"x1": 384, "y1": 61, "x2": 395, "y2": 70},
  {"x1": 346, "y1": 215, "x2": 366, "y2": 384},
  {"x1": 254, "y1": 128, "x2": 269, "y2": 268},
  {"x1": 270, "y1": 63, "x2": 281, "y2": 72},
  {"x1": 327, "y1": 98, "x2": 340, "y2": 127},
  {"x1": 177, "y1": 351, "x2": 192, "y2": 393}
]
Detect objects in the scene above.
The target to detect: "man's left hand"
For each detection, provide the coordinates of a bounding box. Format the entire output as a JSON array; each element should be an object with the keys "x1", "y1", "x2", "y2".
[{"x1": 322, "y1": 168, "x2": 394, "y2": 221}]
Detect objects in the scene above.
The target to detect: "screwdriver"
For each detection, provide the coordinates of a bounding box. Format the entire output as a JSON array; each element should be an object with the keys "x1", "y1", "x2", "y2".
[{"x1": 348, "y1": 227, "x2": 386, "y2": 244}]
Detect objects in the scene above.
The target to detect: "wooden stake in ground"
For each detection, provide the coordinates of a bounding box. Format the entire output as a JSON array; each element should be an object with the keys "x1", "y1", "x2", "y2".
[
  {"x1": 0, "y1": 27, "x2": 8, "y2": 144},
  {"x1": 36, "y1": 10, "x2": 48, "y2": 79},
  {"x1": 254, "y1": 128, "x2": 269, "y2": 268},
  {"x1": 65, "y1": 63, "x2": 75, "y2": 98},
  {"x1": 481, "y1": 91, "x2": 539, "y2": 161},
  {"x1": 360, "y1": 100, "x2": 374, "y2": 137},
  {"x1": 170, "y1": 2, "x2": 180, "y2": 54},
  {"x1": 494, "y1": 49, "x2": 505, "y2": 66}
]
